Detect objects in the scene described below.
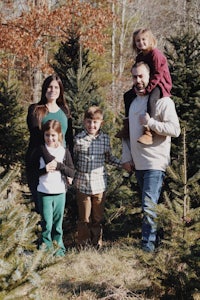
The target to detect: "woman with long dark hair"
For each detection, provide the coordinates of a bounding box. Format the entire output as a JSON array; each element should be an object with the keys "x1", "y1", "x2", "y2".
[{"x1": 25, "y1": 74, "x2": 73, "y2": 213}]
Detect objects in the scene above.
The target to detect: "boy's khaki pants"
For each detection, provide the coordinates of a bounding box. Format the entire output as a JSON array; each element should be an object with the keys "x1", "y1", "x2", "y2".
[{"x1": 76, "y1": 190, "x2": 106, "y2": 247}]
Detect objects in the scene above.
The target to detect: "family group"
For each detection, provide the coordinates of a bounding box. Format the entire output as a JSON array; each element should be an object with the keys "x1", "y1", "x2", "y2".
[{"x1": 25, "y1": 28, "x2": 180, "y2": 256}]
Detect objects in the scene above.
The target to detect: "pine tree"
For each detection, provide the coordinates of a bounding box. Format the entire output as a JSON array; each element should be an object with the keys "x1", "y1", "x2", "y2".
[
  {"x1": 52, "y1": 29, "x2": 91, "y2": 89},
  {"x1": 137, "y1": 129, "x2": 200, "y2": 299},
  {"x1": 165, "y1": 30, "x2": 200, "y2": 177},
  {"x1": 0, "y1": 169, "x2": 61, "y2": 299},
  {"x1": 52, "y1": 30, "x2": 103, "y2": 134},
  {"x1": 65, "y1": 66, "x2": 103, "y2": 134},
  {"x1": 104, "y1": 170, "x2": 141, "y2": 242},
  {"x1": 0, "y1": 81, "x2": 27, "y2": 171}
]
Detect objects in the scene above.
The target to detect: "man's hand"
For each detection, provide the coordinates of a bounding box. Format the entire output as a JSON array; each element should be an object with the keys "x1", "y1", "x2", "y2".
[
  {"x1": 139, "y1": 113, "x2": 150, "y2": 126},
  {"x1": 122, "y1": 162, "x2": 134, "y2": 173}
]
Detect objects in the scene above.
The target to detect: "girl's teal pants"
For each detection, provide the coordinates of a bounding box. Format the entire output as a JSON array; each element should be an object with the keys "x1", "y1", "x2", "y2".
[{"x1": 38, "y1": 192, "x2": 66, "y2": 256}]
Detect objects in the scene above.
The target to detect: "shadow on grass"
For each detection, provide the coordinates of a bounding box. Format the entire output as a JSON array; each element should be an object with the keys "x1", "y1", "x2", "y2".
[{"x1": 57, "y1": 280, "x2": 149, "y2": 299}]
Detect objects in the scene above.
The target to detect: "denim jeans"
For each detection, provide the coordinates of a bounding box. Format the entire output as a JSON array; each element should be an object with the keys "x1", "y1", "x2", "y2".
[{"x1": 135, "y1": 170, "x2": 165, "y2": 252}]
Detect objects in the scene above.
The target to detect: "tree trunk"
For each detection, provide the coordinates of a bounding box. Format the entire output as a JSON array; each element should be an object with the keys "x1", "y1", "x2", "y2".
[
  {"x1": 111, "y1": 0, "x2": 116, "y2": 110},
  {"x1": 32, "y1": 68, "x2": 42, "y2": 103}
]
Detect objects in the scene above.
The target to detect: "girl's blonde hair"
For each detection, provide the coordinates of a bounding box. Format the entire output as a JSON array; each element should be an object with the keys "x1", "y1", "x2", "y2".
[
  {"x1": 42, "y1": 119, "x2": 63, "y2": 144},
  {"x1": 132, "y1": 28, "x2": 157, "y2": 54}
]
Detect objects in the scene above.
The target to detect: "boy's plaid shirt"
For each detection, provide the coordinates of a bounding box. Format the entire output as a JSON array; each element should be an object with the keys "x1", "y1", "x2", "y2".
[{"x1": 73, "y1": 130, "x2": 121, "y2": 195}]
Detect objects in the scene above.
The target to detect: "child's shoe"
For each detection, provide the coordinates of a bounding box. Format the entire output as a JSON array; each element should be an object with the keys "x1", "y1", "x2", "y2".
[
  {"x1": 137, "y1": 129, "x2": 153, "y2": 145},
  {"x1": 115, "y1": 118, "x2": 129, "y2": 139}
]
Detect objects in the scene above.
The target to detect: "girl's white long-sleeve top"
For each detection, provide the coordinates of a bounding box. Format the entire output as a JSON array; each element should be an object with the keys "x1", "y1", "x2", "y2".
[
  {"x1": 37, "y1": 145, "x2": 66, "y2": 194},
  {"x1": 121, "y1": 95, "x2": 180, "y2": 171}
]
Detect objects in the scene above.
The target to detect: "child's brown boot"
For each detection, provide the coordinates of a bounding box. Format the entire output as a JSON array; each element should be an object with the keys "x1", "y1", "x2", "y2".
[
  {"x1": 137, "y1": 129, "x2": 153, "y2": 145},
  {"x1": 115, "y1": 118, "x2": 129, "y2": 139}
]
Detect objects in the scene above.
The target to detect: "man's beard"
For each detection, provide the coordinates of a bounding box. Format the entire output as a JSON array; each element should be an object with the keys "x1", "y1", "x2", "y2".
[{"x1": 135, "y1": 84, "x2": 145, "y2": 92}]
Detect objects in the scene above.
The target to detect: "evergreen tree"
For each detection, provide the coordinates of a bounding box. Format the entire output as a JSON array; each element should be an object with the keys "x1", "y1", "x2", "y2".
[
  {"x1": 165, "y1": 30, "x2": 200, "y2": 177},
  {"x1": 104, "y1": 170, "x2": 141, "y2": 242},
  {"x1": 65, "y1": 66, "x2": 103, "y2": 134},
  {"x1": 52, "y1": 29, "x2": 91, "y2": 89},
  {"x1": 0, "y1": 81, "x2": 27, "y2": 171},
  {"x1": 0, "y1": 169, "x2": 61, "y2": 299},
  {"x1": 137, "y1": 129, "x2": 200, "y2": 299},
  {"x1": 52, "y1": 30, "x2": 103, "y2": 134}
]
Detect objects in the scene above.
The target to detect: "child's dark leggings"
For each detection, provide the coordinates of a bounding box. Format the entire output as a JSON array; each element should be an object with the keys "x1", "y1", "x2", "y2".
[{"x1": 147, "y1": 86, "x2": 162, "y2": 116}]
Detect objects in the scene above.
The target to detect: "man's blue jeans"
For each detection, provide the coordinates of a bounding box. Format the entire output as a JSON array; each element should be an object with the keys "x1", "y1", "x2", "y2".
[{"x1": 135, "y1": 170, "x2": 165, "y2": 252}]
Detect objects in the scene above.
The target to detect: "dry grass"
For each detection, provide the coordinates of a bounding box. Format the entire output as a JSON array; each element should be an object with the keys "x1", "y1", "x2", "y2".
[
  {"x1": 37, "y1": 245, "x2": 151, "y2": 300},
  {"x1": 16, "y1": 183, "x2": 151, "y2": 299}
]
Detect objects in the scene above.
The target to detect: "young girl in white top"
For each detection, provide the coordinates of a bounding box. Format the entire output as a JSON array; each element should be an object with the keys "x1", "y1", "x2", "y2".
[{"x1": 34, "y1": 119, "x2": 74, "y2": 256}]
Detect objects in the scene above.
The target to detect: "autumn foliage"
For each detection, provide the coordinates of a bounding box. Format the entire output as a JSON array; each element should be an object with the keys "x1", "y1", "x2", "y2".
[{"x1": 0, "y1": 1, "x2": 114, "y2": 72}]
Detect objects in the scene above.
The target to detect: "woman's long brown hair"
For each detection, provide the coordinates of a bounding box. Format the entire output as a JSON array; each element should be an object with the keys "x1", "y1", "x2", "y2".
[{"x1": 34, "y1": 74, "x2": 71, "y2": 128}]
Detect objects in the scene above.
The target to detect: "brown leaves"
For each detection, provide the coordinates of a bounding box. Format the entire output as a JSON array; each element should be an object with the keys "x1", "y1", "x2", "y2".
[{"x1": 0, "y1": 1, "x2": 114, "y2": 70}]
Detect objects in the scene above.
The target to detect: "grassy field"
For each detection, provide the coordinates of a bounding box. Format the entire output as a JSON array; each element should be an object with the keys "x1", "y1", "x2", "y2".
[
  {"x1": 3, "y1": 177, "x2": 200, "y2": 300},
  {"x1": 15, "y1": 183, "x2": 151, "y2": 300},
  {"x1": 38, "y1": 243, "x2": 151, "y2": 300}
]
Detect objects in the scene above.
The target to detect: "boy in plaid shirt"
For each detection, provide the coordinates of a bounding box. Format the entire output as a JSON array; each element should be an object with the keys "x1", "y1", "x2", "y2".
[{"x1": 74, "y1": 106, "x2": 121, "y2": 249}]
